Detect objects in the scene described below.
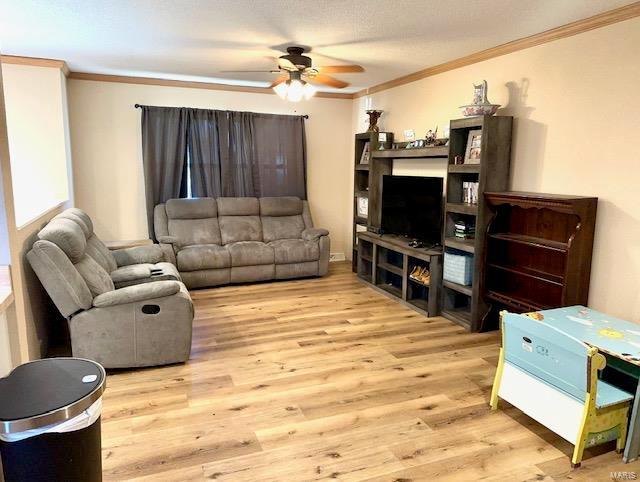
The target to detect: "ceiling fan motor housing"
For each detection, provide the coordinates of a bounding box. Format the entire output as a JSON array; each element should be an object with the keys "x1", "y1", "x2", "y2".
[{"x1": 282, "y1": 46, "x2": 312, "y2": 69}]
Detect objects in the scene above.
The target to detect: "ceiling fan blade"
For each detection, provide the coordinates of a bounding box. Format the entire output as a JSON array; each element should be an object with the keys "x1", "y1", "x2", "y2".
[
  {"x1": 220, "y1": 70, "x2": 281, "y2": 73},
  {"x1": 270, "y1": 75, "x2": 288, "y2": 88},
  {"x1": 307, "y1": 73, "x2": 349, "y2": 89},
  {"x1": 317, "y1": 65, "x2": 364, "y2": 74},
  {"x1": 278, "y1": 57, "x2": 298, "y2": 71}
]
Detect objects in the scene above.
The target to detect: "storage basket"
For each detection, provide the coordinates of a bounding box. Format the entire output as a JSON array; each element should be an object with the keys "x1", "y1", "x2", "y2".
[{"x1": 444, "y1": 249, "x2": 473, "y2": 286}]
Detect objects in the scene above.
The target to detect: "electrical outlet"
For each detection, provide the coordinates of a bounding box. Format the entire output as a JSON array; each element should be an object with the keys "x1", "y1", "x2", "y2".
[
  {"x1": 329, "y1": 253, "x2": 346, "y2": 262},
  {"x1": 403, "y1": 129, "x2": 415, "y2": 141}
]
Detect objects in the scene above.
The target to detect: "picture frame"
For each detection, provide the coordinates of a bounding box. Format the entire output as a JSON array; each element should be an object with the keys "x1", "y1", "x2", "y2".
[
  {"x1": 359, "y1": 141, "x2": 370, "y2": 164},
  {"x1": 464, "y1": 129, "x2": 482, "y2": 164},
  {"x1": 356, "y1": 195, "x2": 369, "y2": 218}
]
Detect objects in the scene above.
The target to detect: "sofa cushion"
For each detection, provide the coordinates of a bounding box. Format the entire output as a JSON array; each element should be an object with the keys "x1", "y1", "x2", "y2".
[
  {"x1": 168, "y1": 218, "x2": 222, "y2": 246},
  {"x1": 219, "y1": 216, "x2": 262, "y2": 244},
  {"x1": 268, "y1": 239, "x2": 320, "y2": 264},
  {"x1": 259, "y1": 197, "x2": 303, "y2": 216},
  {"x1": 227, "y1": 241, "x2": 274, "y2": 266},
  {"x1": 166, "y1": 198, "x2": 217, "y2": 219},
  {"x1": 177, "y1": 244, "x2": 231, "y2": 271},
  {"x1": 217, "y1": 197, "x2": 259, "y2": 216},
  {"x1": 75, "y1": 254, "x2": 115, "y2": 296},
  {"x1": 262, "y1": 215, "x2": 305, "y2": 243}
]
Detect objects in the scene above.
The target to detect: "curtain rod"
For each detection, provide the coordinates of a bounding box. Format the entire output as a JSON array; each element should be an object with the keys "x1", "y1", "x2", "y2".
[{"x1": 134, "y1": 104, "x2": 308, "y2": 119}]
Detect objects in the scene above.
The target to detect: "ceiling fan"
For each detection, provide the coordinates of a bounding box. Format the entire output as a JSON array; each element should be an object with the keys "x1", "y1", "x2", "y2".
[{"x1": 221, "y1": 46, "x2": 364, "y2": 101}]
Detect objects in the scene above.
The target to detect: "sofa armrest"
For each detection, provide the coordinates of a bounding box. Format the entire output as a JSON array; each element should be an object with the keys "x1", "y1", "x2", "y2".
[
  {"x1": 93, "y1": 281, "x2": 181, "y2": 308},
  {"x1": 302, "y1": 228, "x2": 329, "y2": 241},
  {"x1": 158, "y1": 235, "x2": 181, "y2": 246},
  {"x1": 112, "y1": 244, "x2": 164, "y2": 267}
]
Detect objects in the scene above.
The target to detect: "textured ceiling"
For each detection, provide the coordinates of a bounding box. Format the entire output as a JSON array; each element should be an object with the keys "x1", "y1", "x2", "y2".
[{"x1": 0, "y1": 0, "x2": 633, "y2": 93}]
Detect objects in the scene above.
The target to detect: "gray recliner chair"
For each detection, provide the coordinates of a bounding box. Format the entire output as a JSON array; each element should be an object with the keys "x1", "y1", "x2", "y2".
[
  {"x1": 27, "y1": 217, "x2": 194, "y2": 368},
  {"x1": 54, "y1": 208, "x2": 181, "y2": 288}
]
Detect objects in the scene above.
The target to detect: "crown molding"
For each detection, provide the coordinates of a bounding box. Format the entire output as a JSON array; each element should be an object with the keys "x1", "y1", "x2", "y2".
[
  {"x1": 0, "y1": 55, "x2": 69, "y2": 76},
  {"x1": 353, "y1": 2, "x2": 640, "y2": 98},
  {"x1": 67, "y1": 72, "x2": 354, "y2": 99}
]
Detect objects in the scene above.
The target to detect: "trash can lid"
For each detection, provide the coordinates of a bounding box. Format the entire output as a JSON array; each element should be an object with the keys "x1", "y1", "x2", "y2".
[{"x1": 0, "y1": 358, "x2": 105, "y2": 435}]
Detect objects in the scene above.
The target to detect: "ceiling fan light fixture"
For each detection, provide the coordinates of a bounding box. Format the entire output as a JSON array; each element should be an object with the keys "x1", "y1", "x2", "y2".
[
  {"x1": 303, "y1": 82, "x2": 316, "y2": 100},
  {"x1": 273, "y1": 81, "x2": 289, "y2": 99},
  {"x1": 273, "y1": 78, "x2": 316, "y2": 102},
  {"x1": 287, "y1": 79, "x2": 304, "y2": 102}
]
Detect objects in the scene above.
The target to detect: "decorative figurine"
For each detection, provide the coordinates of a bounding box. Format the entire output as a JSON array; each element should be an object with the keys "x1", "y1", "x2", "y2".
[
  {"x1": 460, "y1": 80, "x2": 500, "y2": 116},
  {"x1": 365, "y1": 109, "x2": 383, "y2": 132},
  {"x1": 425, "y1": 127, "x2": 438, "y2": 145}
]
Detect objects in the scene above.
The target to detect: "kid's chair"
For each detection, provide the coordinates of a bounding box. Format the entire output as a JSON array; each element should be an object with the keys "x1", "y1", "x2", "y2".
[{"x1": 490, "y1": 311, "x2": 632, "y2": 467}]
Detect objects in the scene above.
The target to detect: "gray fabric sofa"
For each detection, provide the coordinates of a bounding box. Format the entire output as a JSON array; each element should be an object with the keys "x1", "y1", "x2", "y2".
[
  {"x1": 154, "y1": 196, "x2": 330, "y2": 289},
  {"x1": 27, "y1": 216, "x2": 194, "y2": 368}
]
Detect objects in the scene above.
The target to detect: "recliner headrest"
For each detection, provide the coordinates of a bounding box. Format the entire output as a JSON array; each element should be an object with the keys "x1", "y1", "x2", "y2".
[
  {"x1": 54, "y1": 209, "x2": 92, "y2": 238},
  {"x1": 38, "y1": 218, "x2": 86, "y2": 263},
  {"x1": 217, "y1": 197, "x2": 259, "y2": 216},
  {"x1": 259, "y1": 197, "x2": 303, "y2": 216},
  {"x1": 166, "y1": 198, "x2": 218, "y2": 219}
]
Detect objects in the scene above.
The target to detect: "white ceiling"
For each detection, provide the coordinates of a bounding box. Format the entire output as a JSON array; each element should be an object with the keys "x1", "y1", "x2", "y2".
[{"x1": 0, "y1": 0, "x2": 633, "y2": 93}]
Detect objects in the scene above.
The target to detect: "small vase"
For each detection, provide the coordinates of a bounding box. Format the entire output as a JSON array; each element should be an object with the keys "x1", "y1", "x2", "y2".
[{"x1": 366, "y1": 110, "x2": 383, "y2": 133}]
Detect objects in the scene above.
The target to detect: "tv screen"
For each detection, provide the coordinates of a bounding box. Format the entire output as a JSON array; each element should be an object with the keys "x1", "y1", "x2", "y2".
[{"x1": 381, "y1": 175, "x2": 443, "y2": 244}]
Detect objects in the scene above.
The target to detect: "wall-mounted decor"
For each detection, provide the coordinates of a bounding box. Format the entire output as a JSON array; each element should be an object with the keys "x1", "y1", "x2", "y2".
[
  {"x1": 460, "y1": 80, "x2": 500, "y2": 116},
  {"x1": 464, "y1": 129, "x2": 482, "y2": 164}
]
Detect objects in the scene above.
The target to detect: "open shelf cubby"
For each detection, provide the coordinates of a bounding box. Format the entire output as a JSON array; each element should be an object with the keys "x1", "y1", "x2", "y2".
[
  {"x1": 483, "y1": 192, "x2": 597, "y2": 324},
  {"x1": 356, "y1": 232, "x2": 442, "y2": 317}
]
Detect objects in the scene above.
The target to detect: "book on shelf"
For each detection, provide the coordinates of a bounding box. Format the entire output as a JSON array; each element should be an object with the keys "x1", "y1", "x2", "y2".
[
  {"x1": 454, "y1": 220, "x2": 476, "y2": 239},
  {"x1": 462, "y1": 181, "x2": 479, "y2": 204}
]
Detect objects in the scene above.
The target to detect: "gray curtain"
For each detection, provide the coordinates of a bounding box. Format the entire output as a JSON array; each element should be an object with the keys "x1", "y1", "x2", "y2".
[
  {"x1": 187, "y1": 109, "x2": 307, "y2": 199},
  {"x1": 141, "y1": 106, "x2": 188, "y2": 238},
  {"x1": 187, "y1": 108, "x2": 222, "y2": 198},
  {"x1": 252, "y1": 113, "x2": 307, "y2": 199}
]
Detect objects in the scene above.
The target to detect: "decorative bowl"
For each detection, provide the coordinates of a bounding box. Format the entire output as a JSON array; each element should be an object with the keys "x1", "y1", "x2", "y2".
[{"x1": 460, "y1": 104, "x2": 500, "y2": 116}]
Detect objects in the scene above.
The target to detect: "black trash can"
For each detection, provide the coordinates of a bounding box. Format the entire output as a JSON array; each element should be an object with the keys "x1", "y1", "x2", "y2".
[{"x1": 0, "y1": 357, "x2": 106, "y2": 482}]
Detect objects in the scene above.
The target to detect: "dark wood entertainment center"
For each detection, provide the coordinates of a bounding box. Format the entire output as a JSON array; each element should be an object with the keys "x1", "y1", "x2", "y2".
[{"x1": 353, "y1": 115, "x2": 597, "y2": 332}]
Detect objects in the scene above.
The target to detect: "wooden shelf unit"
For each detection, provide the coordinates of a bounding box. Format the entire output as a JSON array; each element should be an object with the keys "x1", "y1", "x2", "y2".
[
  {"x1": 352, "y1": 131, "x2": 393, "y2": 271},
  {"x1": 483, "y1": 191, "x2": 597, "y2": 325},
  {"x1": 441, "y1": 115, "x2": 513, "y2": 331},
  {"x1": 356, "y1": 231, "x2": 442, "y2": 317}
]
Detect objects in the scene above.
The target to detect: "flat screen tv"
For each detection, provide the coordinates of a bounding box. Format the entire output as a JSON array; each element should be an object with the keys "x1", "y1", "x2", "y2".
[{"x1": 381, "y1": 175, "x2": 443, "y2": 244}]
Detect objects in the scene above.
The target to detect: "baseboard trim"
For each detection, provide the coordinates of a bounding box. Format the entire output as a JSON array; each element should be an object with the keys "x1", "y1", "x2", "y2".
[{"x1": 329, "y1": 253, "x2": 346, "y2": 262}]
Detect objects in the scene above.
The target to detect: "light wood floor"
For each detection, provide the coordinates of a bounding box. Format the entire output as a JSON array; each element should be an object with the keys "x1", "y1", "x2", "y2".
[{"x1": 101, "y1": 262, "x2": 638, "y2": 481}]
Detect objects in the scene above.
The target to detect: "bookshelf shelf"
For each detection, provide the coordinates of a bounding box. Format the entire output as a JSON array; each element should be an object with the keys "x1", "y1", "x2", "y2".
[
  {"x1": 484, "y1": 191, "x2": 597, "y2": 320},
  {"x1": 441, "y1": 115, "x2": 513, "y2": 332},
  {"x1": 352, "y1": 131, "x2": 393, "y2": 271}
]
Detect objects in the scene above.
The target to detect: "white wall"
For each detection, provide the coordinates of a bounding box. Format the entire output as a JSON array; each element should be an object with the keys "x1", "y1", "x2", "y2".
[
  {"x1": 68, "y1": 81, "x2": 353, "y2": 257},
  {"x1": 352, "y1": 17, "x2": 640, "y2": 321},
  {"x1": 2, "y1": 64, "x2": 71, "y2": 226}
]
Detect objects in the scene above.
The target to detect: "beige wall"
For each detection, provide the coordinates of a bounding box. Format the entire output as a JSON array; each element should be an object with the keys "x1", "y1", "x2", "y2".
[
  {"x1": 353, "y1": 17, "x2": 640, "y2": 321},
  {"x1": 2, "y1": 64, "x2": 71, "y2": 227},
  {"x1": 0, "y1": 62, "x2": 72, "y2": 363},
  {"x1": 68, "y1": 81, "x2": 353, "y2": 257}
]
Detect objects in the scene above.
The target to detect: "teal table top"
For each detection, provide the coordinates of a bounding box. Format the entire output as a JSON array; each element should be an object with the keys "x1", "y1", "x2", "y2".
[{"x1": 527, "y1": 305, "x2": 640, "y2": 366}]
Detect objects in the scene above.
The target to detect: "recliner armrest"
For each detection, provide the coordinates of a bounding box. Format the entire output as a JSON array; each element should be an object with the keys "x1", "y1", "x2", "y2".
[
  {"x1": 302, "y1": 228, "x2": 329, "y2": 241},
  {"x1": 112, "y1": 244, "x2": 164, "y2": 267},
  {"x1": 158, "y1": 235, "x2": 181, "y2": 246},
  {"x1": 93, "y1": 281, "x2": 181, "y2": 308}
]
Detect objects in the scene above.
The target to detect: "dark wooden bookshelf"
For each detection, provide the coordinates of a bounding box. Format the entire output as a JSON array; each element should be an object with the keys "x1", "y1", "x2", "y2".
[
  {"x1": 483, "y1": 191, "x2": 597, "y2": 326},
  {"x1": 352, "y1": 131, "x2": 392, "y2": 271},
  {"x1": 441, "y1": 115, "x2": 513, "y2": 331}
]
